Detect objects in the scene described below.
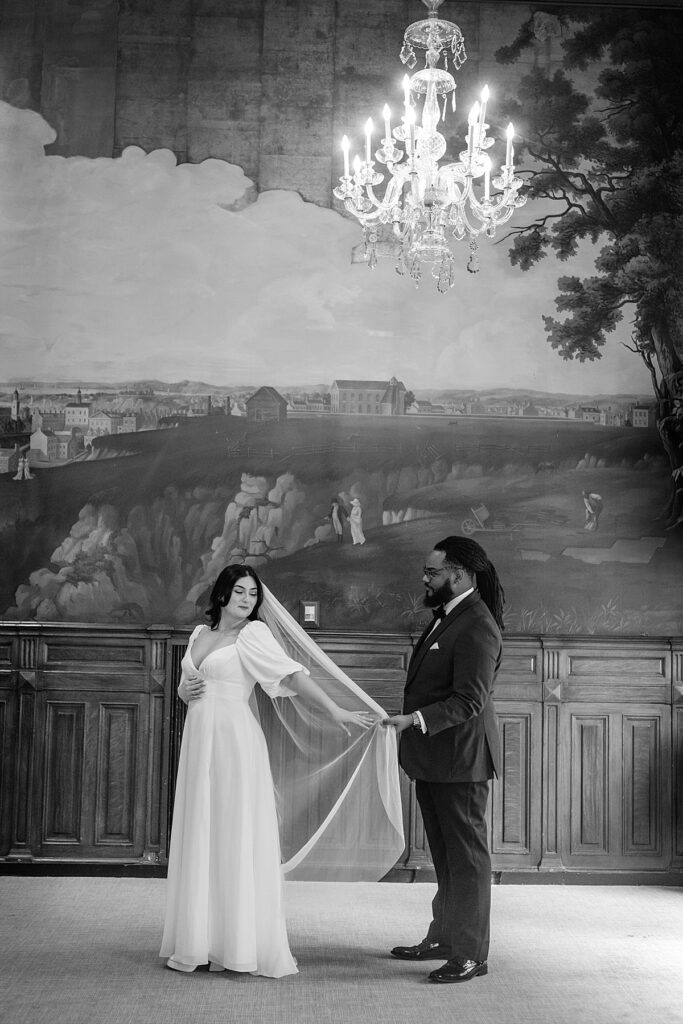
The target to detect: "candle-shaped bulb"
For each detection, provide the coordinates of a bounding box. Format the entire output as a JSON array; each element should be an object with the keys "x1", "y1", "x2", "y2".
[
  {"x1": 479, "y1": 85, "x2": 489, "y2": 130},
  {"x1": 402, "y1": 74, "x2": 411, "y2": 112},
  {"x1": 352, "y1": 154, "x2": 362, "y2": 179},
  {"x1": 365, "y1": 118, "x2": 373, "y2": 163},
  {"x1": 467, "y1": 102, "x2": 480, "y2": 155},
  {"x1": 483, "y1": 156, "x2": 491, "y2": 201},
  {"x1": 405, "y1": 106, "x2": 416, "y2": 155},
  {"x1": 382, "y1": 104, "x2": 392, "y2": 142},
  {"x1": 341, "y1": 135, "x2": 350, "y2": 178},
  {"x1": 506, "y1": 122, "x2": 514, "y2": 166}
]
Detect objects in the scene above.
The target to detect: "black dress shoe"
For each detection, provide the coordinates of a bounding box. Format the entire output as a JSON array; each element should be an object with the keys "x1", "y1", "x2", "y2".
[
  {"x1": 429, "y1": 958, "x2": 488, "y2": 983},
  {"x1": 391, "y1": 939, "x2": 451, "y2": 961}
]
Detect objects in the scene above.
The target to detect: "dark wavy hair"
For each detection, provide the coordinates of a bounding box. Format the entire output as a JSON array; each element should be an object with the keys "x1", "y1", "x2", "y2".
[
  {"x1": 205, "y1": 564, "x2": 263, "y2": 629},
  {"x1": 433, "y1": 536, "x2": 506, "y2": 631}
]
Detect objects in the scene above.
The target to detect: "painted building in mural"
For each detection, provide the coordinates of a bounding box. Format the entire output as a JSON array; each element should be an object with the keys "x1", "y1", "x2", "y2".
[
  {"x1": 0, "y1": 445, "x2": 20, "y2": 474},
  {"x1": 64, "y1": 391, "x2": 89, "y2": 428},
  {"x1": 632, "y1": 405, "x2": 657, "y2": 428},
  {"x1": 246, "y1": 387, "x2": 288, "y2": 423},
  {"x1": 330, "y1": 378, "x2": 407, "y2": 416}
]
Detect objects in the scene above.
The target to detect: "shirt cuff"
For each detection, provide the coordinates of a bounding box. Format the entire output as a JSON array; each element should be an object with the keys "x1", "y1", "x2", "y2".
[{"x1": 414, "y1": 709, "x2": 427, "y2": 733}]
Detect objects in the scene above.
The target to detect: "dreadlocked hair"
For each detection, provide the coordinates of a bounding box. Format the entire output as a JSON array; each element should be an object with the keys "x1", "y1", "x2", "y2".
[{"x1": 434, "y1": 536, "x2": 506, "y2": 632}]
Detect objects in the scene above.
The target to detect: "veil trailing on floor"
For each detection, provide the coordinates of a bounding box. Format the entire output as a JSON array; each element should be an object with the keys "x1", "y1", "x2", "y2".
[{"x1": 254, "y1": 584, "x2": 405, "y2": 882}]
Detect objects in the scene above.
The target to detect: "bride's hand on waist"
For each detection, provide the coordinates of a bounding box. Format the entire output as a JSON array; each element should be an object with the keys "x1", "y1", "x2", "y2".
[{"x1": 178, "y1": 672, "x2": 206, "y2": 703}]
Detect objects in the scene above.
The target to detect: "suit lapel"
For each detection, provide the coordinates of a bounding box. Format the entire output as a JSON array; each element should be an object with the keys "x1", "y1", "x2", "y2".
[{"x1": 407, "y1": 592, "x2": 481, "y2": 686}]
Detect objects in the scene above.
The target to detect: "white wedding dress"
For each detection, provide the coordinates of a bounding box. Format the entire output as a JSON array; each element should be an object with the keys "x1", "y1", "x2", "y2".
[{"x1": 159, "y1": 620, "x2": 302, "y2": 978}]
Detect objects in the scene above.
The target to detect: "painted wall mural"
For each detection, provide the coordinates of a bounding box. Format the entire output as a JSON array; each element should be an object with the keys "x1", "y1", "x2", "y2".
[{"x1": 1, "y1": 2, "x2": 681, "y2": 637}]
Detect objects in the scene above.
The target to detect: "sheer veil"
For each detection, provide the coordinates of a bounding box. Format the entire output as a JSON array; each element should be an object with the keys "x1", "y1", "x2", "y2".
[{"x1": 254, "y1": 584, "x2": 405, "y2": 881}]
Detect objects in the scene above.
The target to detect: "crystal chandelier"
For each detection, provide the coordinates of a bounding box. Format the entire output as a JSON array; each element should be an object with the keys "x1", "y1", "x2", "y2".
[{"x1": 333, "y1": 0, "x2": 526, "y2": 292}]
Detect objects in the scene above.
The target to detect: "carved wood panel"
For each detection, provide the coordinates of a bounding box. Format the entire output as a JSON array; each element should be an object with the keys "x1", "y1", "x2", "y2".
[
  {"x1": 622, "y1": 712, "x2": 669, "y2": 861},
  {"x1": 0, "y1": 692, "x2": 11, "y2": 858},
  {"x1": 675, "y1": 707, "x2": 683, "y2": 867},
  {"x1": 560, "y1": 704, "x2": 671, "y2": 870},
  {"x1": 490, "y1": 704, "x2": 542, "y2": 866},
  {"x1": 42, "y1": 701, "x2": 85, "y2": 844},
  {"x1": 95, "y1": 703, "x2": 138, "y2": 846},
  {"x1": 8, "y1": 691, "x2": 36, "y2": 858},
  {"x1": 565, "y1": 649, "x2": 670, "y2": 703},
  {"x1": 567, "y1": 712, "x2": 611, "y2": 859}
]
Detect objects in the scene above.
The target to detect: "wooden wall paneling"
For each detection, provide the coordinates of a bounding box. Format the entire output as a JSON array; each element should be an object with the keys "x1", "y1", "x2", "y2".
[
  {"x1": 6, "y1": 631, "x2": 41, "y2": 861},
  {"x1": 490, "y1": 702, "x2": 542, "y2": 868},
  {"x1": 564, "y1": 640, "x2": 670, "y2": 703},
  {"x1": 0, "y1": 692, "x2": 9, "y2": 857},
  {"x1": 497, "y1": 639, "x2": 543, "y2": 702},
  {"x1": 10, "y1": 689, "x2": 38, "y2": 859},
  {"x1": 540, "y1": 642, "x2": 565, "y2": 871},
  {"x1": 621, "y1": 709, "x2": 670, "y2": 865},
  {"x1": 542, "y1": 701, "x2": 562, "y2": 870},
  {"x1": 674, "y1": 704, "x2": 683, "y2": 868},
  {"x1": 562, "y1": 708, "x2": 614, "y2": 865},
  {"x1": 313, "y1": 632, "x2": 411, "y2": 712},
  {"x1": 674, "y1": 644, "x2": 683, "y2": 868},
  {"x1": 489, "y1": 638, "x2": 543, "y2": 869},
  {"x1": 34, "y1": 629, "x2": 151, "y2": 859},
  {"x1": 42, "y1": 633, "x2": 147, "y2": 691},
  {"x1": 144, "y1": 630, "x2": 174, "y2": 863},
  {"x1": 94, "y1": 701, "x2": 139, "y2": 848},
  {"x1": 560, "y1": 703, "x2": 671, "y2": 870},
  {"x1": 1, "y1": 625, "x2": 681, "y2": 879},
  {"x1": 0, "y1": 635, "x2": 14, "y2": 858},
  {"x1": 42, "y1": 700, "x2": 85, "y2": 845},
  {"x1": 166, "y1": 640, "x2": 188, "y2": 851}
]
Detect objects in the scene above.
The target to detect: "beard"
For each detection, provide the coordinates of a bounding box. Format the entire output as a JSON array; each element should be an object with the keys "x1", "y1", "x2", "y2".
[{"x1": 423, "y1": 579, "x2": 455, "y2": 608}]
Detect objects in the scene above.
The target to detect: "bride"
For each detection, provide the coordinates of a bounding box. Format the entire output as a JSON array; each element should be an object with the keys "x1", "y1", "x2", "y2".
[{"x1": 160, "y1": 563, "x2": 403, "y2": 978}]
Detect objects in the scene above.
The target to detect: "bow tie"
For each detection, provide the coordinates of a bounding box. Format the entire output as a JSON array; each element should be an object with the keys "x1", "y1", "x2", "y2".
[{"x1": 432, "y1": 607, "x2": 444, "y2": 621}]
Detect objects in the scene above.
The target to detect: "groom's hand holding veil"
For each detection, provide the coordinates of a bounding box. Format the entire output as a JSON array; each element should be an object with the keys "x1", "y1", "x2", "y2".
[{"x1": 383, "y1": 713, "x2": 415, "y2": 733}]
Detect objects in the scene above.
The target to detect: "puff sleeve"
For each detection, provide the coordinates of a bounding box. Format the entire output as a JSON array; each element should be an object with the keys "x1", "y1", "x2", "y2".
[{"x1": 236, "y1": 620, "x2": 308, "y2": 698}]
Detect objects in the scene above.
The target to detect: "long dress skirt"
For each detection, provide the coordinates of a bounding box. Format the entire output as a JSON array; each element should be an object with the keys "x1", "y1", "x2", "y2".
[{"x1": 160, "y1": 637, "x2": 298, "y2": 978}]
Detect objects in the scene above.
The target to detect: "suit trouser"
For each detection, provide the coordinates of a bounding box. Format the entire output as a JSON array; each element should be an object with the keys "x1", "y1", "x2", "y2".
[{"x1": 416, "y1": 778, "x2": 491, "y2": 961}]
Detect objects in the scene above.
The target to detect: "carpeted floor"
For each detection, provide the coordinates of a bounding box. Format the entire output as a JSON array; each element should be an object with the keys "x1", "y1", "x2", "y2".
[{"x1": 1, "y1": 878, "x2": 681, "y2": 1024}]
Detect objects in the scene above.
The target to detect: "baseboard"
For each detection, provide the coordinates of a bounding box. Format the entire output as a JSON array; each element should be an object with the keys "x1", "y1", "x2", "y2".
[{"x1": 2, "y1": 860, "x2": 681, "y2": 885}]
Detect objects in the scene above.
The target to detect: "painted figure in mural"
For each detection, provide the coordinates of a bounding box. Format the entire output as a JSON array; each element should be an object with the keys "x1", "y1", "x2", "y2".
[
  {"x1": 384, "y1": 536, "x2": 504, "y2": 984},
  {"x1": 349, "y1": 497, "x2": 366, "y2": 545},
  {"x1": 160, "y1": 564, "x2": 403, "y2": 978},
  {"x1": 328, "y1": 496, "x2": 347, "y2": 542},
  {"x1": 12, "y1": 454, "x2": 33, "y2": 481},
  {"x1": 582, "y1": 490, "x2": 604, "y2": 532}
]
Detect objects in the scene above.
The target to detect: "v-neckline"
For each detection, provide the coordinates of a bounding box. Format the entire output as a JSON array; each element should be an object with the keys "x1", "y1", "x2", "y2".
[{"x1": 190, "y1": 626, "x2": 241, "y2": 672}]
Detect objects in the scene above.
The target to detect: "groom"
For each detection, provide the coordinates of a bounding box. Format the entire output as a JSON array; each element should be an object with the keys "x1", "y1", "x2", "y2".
[{"x1": 384, "y1": 536, "x2": 503, "y2": 983}]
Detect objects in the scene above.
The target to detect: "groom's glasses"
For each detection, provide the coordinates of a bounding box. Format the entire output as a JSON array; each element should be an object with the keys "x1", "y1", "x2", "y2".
[
  {"x1": 423, "y1": 566, "x2": 446, "y2": 579},
  {"x1": 423, "y1": 565, "x2": 463, "y2": 579}
]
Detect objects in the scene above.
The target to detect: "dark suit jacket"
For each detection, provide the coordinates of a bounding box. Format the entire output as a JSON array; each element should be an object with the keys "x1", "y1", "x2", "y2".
[{"x1": 399, "y1": 592, "x2": 502, "y2": 783}]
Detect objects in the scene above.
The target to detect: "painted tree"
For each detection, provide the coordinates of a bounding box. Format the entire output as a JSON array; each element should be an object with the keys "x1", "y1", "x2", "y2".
[{"x1": 496, "y1": 7, "x2": 683, "y2": 526}]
